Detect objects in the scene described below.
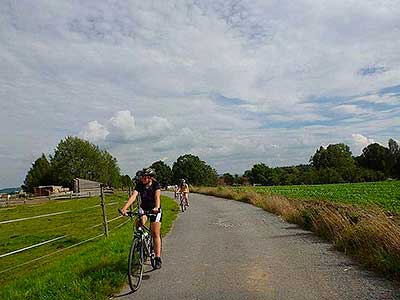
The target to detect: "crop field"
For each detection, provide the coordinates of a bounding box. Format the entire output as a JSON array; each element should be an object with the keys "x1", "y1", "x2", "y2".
[
  {"x1": 0, "y1": 193, "x2": 179, "y2": 300},
  {"x1": 235, "y1": 180, "x2": 400, "y2": 213}
]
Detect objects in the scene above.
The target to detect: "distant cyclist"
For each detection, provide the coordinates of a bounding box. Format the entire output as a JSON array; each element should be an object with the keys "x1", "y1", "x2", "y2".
[
  {"x1": 121, "y1": 168, "x2": 163, "y2": 269},
  {"x1": 179, "y1": 179, "x2": 189, "y2": 207},
  {"x1": 174, "y1": 185, "x2": 179, "y2": 200}
]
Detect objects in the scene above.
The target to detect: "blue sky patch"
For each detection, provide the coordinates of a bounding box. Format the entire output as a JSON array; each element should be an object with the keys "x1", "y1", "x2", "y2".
[
  {"x1": 358, "y1": 66, "x2": 386, "y2": 76},
  {"x1": 211, "y1": 92, "x2": 248, "y2": 106},
  {"x1": 379, "y1": 84, "x2": 400, "y2": 95}
]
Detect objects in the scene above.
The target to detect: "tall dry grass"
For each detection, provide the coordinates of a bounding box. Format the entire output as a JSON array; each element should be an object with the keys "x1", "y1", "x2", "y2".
[{"x1": 192, "y1": 186, "x2": 400, "y2": 278}]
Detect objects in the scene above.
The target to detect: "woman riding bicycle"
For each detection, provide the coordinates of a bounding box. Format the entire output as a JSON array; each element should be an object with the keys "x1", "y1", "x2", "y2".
[
  {"x1": 121, "y1": 167, "x2": 163, "y2": 269},
  {"x1": 179, "y1": 179, "x2": 189, "y2": 206}
]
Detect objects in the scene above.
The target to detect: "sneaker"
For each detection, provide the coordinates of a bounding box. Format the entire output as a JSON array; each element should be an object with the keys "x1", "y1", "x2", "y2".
[{"x1": 154, "y1": 257, "x2": 162, "y2": 269}]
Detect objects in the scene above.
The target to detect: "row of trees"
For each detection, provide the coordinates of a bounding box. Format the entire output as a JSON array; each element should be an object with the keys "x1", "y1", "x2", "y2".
[
  {"x1": 149, "y1": 154, "x2": 218, "y2": 188},
  {"x1": 221, "y1": 138, "x2": 400, "y2": 186},
  {"x1": 22, "y1": 137, "x2": 219, "y2": 192},
  {"x1": 23, "y1": 135, "x2": 398, "y2": 191}
]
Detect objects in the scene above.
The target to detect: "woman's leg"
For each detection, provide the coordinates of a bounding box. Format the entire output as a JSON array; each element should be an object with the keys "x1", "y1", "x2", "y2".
[
  {"x1": 185, "y1": 193, "x2": 189, "y2": 206},
  {"x1": 151, "y1": 222, "x2": 161, "y2": 257}
]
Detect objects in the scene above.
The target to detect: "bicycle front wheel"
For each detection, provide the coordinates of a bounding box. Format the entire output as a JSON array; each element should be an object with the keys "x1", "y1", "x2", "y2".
[{"x1": 128, "y1": 239, "x2": 144, "y2": 291}]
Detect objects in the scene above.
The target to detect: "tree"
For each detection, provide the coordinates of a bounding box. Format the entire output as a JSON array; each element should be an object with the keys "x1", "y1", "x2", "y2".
[
  {"x1": 22, "y1": 154, "x2": 52, "y2": 193},
  {"x1": 356, "y1": 143, "x2": 391, "y2": 175},
  {"x1": 50, "y1": 136, "x2": 121, "y2": 188},
  {"x1": 120, "y1": 175, "x2": 133, "y2": 190},
  {"x1": 388, "y1": 139, "x2": 400, "y2": 178},
  {"x1": 172, "y1": 154, "x2": 218, "y2": 186},
  {"x1": 220, "y1": 173, "x2": 235, "y2": 185},
  {"x1": 98, "y1": 150, "x2": 121, "y2": 187},
  {"x1": 150, "y1": 160, "x2": 172, "y2": 188},
  {"x1": 246, "y1": 163, "x2": 273, "y2": 185},
  {"x1": 310, "y1": 143, "x2": 355, "y2": 182},
  {"x1": 311, "y1": 144, "x2": 354, "y2": 170},
  {"x1": 315, "y1": 168, "x2": 344, "y2": 184}
]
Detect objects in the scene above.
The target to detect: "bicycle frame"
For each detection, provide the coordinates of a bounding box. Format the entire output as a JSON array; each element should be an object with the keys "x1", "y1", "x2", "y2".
[
  {"x1": 124, "y1": 210, "x2": 154, "y2": 256},
  {"x1": 134, "y1": 225, "x2": 153, "y2": 257}
]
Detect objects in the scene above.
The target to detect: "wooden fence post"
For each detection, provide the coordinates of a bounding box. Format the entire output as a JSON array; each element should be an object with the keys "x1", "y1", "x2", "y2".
[{"x1": 100, "y1": 185, "x2": 109, "y2": 237}]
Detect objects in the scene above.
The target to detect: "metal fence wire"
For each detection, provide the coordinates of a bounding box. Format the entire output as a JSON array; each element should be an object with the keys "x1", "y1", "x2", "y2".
[{"x1": 0, "y1": 187, "x2": 134, "y2": 274}]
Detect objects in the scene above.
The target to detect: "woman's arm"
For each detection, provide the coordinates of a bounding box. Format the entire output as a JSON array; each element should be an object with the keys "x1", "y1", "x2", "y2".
[
  {"x1": 153, "y1": 189, "x2": 161, "y2": 212},
  {"x1": 121, "y1": 190, "x2": 139, "y2": 215}
]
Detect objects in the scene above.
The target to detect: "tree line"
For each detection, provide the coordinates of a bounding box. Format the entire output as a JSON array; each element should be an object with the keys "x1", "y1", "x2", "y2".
[
  {"x1": 221, "y1": 138, "x2": 400, "y2": 186},
  {"x1": 149, "y1": 154, "x2": 219, "y2": 188},
  {"x1": 22, "y1": 137, "x2": 219, "y2": 192},
  {"x1": 23, "y1": 136, "x2": 399, "y2": 192}
]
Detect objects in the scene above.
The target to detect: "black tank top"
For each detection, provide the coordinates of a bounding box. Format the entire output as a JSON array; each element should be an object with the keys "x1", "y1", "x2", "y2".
[{"x1": 135, "y1": 180, "x2": 161, "y2": 210}]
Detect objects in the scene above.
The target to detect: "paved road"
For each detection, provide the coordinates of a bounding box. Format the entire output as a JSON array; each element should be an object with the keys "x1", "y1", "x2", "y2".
[{"x1": 115, "y1": 192, "x2": 400, "y2": 300}]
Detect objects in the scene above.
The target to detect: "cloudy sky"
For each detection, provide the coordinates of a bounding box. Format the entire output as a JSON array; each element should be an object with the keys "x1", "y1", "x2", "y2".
[{"x1": 1, "y1": 0, "x2": 399, "y2": 187}]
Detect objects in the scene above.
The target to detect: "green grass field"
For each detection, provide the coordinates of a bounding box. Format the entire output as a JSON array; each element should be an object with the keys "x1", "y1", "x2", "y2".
[
  {"x1": 0, "y1": 193, "x2": 179, "y2": 300},
  {"x1": 234, "y1": 180, "x2": 400, "y2": 212}
]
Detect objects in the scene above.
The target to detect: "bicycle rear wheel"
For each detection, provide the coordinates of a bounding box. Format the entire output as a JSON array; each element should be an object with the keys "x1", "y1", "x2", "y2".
[{"x1": 128, "y1": 239, "x2": 144, "y2": 291}]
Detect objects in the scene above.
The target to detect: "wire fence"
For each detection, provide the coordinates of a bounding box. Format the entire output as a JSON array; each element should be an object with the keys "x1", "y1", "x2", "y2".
[
  {"x1": 0, "y1": 201, "x2": 121, "y2": 225},
  {"x1": 0, "y1": 186, "x2": 135, "y2": 275},
  {"x1": 0, "y1": 191, "x2": 113, "y2": 208}
]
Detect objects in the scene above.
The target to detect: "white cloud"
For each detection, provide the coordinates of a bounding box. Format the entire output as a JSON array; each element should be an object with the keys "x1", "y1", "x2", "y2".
[
  {"x1": 80, "y1": 111, "x2": 173, "y2": 144},
  {"x1": 333, "y1": 104, "x2": 370, "y2": 116},
  {"x1": 1, "y1": 0, "x2": 400, "y2": 186},
  {"x1": 80, "y1": 120, "x2": 109, "y2": 142},
  {"x1": 149, "y1": 116, "x2": 173, "y2": 137},
  {"x1": 106, "y1": 111, "x2": 136, "y2": 142}
]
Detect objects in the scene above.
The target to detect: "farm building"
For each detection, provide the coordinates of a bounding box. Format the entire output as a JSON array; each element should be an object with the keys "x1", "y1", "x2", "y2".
[
  {"x1": 73, "y1": 178, "x2": 102, "y2": 195},
  {"x1": 0, "y1": 193, "x2": 10, "y2": 200},
  {"x1": 33, "y1": 186, "x2": 70, "y2": 196}
]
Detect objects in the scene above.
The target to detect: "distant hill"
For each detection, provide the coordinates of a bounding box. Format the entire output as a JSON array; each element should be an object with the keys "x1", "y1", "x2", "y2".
[{"x1": 0, "y1": 187, "x2": 20, "y2": 194}]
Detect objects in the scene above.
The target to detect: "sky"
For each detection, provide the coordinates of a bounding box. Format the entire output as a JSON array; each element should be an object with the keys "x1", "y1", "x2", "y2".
[{"x1": 1, "y1": 0, "x2": 399, "y2": 188}]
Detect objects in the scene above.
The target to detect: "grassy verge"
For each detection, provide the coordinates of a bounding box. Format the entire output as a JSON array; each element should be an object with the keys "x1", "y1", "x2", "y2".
[
  {"x1": 192, "y1": 186, "x2": 400, "y2": 279},
  {"x1": 0, "y1": 195, "x2": 179, "y2": 300}
]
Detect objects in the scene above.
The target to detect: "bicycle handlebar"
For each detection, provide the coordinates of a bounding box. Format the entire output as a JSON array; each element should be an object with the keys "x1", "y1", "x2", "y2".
[{"x1": 118, "y1": 208, "x2": 160, "y2": 217}]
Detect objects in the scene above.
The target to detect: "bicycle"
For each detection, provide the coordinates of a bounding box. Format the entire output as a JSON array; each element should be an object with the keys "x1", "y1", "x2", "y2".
[
  {"x1": 118, "y1": 208, "x2": 158, "y2": 292},
  {"x1": 179, "y1": 193, "x2": 188, "y2": 212}
]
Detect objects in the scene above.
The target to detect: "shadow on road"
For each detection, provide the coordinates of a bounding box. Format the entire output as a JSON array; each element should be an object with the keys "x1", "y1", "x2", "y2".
[
  {"x1": 111, "y1": 266, "x2": 155, "y2": 298},
  {"x1": 111, "y1": 290, "x2": 133, "y2": 299}
]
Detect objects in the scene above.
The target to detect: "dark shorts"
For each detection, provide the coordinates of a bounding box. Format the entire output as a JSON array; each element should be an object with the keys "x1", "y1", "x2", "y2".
[{"x1": 139, "y1": 207, "x2": 162, "y2": 223}]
